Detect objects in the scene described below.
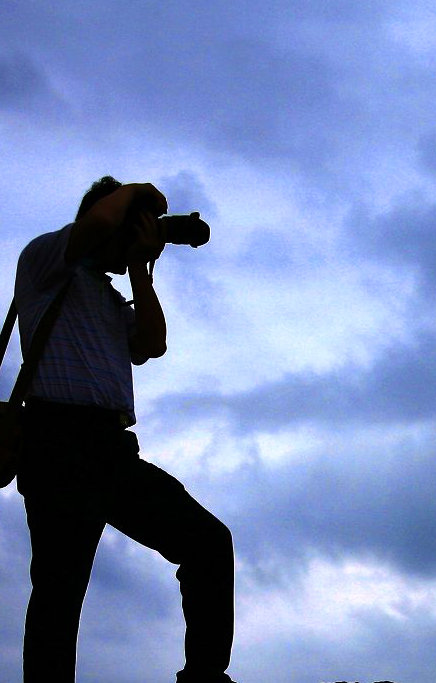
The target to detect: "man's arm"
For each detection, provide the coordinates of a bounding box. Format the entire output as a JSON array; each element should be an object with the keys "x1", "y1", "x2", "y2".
[
  {"x1": 128, "y1": 262, "x2": 167, "y2": 363},
  {"x1": 125, "y1": 211, "x2": 167, "y2": 364},
  {"x1": 65, "y1": 183, "x2": 167, "y2": 265}
]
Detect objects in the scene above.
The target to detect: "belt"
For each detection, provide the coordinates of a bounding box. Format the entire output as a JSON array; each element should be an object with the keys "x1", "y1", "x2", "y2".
[{"x1": 24, "y1": 397, "x2": 131, "y2": 429}]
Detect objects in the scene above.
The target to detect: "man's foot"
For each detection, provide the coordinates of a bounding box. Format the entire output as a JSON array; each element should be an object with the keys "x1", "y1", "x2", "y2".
[{"x1": 176, "y1": 672, "x2": 237, "y2": 682}]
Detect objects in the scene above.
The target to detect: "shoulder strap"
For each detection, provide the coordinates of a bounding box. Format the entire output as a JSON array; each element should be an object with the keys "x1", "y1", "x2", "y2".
[
  {"x1": 6, "y1": 277, "x2": 74, "y2": 411},
  {"x1": 0, "y1": 299, "x2": 18, "y2": 369}
]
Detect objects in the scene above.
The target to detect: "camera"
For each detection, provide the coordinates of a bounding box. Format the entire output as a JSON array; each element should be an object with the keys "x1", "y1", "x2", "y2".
[
  {"x1": 158, "y1": 212, "x2": 210, "y2": 248},
  {"x1": 142, "y1": 212, "x2": 210, "y2": 282},
  {"x1": 119, "y1": 208, "x2": 210, "y2": 263}
]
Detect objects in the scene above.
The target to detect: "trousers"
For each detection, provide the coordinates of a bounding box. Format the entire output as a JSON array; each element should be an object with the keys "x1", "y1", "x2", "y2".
[{"x1": 17, "y1": 400, "x2": 235, "y2": 682}]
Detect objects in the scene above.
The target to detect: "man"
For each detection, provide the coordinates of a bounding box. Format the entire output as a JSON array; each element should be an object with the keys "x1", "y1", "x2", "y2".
[{"x1": 14, "y1": 176, "x2": 237, "y2": 683}]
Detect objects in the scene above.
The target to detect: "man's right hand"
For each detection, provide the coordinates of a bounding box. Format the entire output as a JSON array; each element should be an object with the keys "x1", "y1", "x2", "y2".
[
  {"x1": 125, "y1": 210, "x2": 165, "y2": 266},
  {"x1": 88, "y1": 182, "x2": 168, "y2": 231},
  {"x1": 119, "y1": 183, "x2": 168, "y2": 220},
  {"x1": 66, "y1": 182, "x2": 168, "y2": 265}
]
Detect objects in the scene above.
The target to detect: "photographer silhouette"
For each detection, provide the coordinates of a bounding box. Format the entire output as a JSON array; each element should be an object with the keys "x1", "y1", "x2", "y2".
[{"x1": 14, "y1": 176, "x2": 237, "y2": 683}]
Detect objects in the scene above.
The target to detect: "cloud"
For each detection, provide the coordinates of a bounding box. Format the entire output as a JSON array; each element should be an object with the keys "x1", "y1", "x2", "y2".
[
  {"x1": 0, "y1": 0, "x2": 429, "y2": 218},
  {"x1": 0, "y1": 489, "x2": 185, "y2": 683},
  {"x1": 0, "y1": 492, "x2": 31, "y2": 680},
  {"x1": 0, "y1": 1, "x2": 400, "y2": 186},
  {"x1": 146, "y1": 327, "x2": 436, "y2": 437},
  {"x1": 231, "y1": 432, "x2": 436, "y2": 578},
  {"x1": 235, "y1": 554, "x2": 436, "y2": 683},
  {"x1": 137, "y1": 373, "x2": 436, "y2": 586},
  {"x1": 89, "y1": 532, "x2": 177, "y2": 621},
  {"x1": 0, "y1": 54, "x2": 44, "y2": 108},
  {"x1": 159, "y1": 170, "x2": 217, "y2": 218},
  {"x1": 417, "y1": 130, "x2": 436, "y2": 175},
  {"x1": 238, "y1": 227, "x2": 305, "y2": 274},
  {"x1": 2, "y1": 1, "x2": 436, "y2": 681},
  {"x1": 346, "y1": 193, "x2": 436, "y2": 302},
  {"x1": 0, "y1": 52, "x2": 70, "y2": 120}
]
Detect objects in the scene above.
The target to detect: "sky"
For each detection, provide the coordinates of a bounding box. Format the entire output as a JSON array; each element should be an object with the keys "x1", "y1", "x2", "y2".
[{"x1": 1, "y1": 1, "x2": 436, "y2": 681}]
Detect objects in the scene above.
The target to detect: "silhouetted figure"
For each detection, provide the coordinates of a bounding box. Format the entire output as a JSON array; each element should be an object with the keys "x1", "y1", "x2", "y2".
[{"x1": 15, "y1": 177, "x2": 237, "y2": 682}]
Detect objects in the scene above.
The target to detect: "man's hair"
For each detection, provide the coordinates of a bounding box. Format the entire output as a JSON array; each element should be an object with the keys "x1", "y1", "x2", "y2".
[{"x1": 75, "y1": 176, "x2": 122, "y2": 220}]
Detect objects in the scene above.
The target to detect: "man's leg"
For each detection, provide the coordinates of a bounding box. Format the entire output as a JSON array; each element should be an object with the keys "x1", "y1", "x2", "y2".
[
  {"x1": 17, "y1": 404, "x2": 108, "y2": 683},
  {"x1": 105, "y1": 451, "x2": 235, "y2": 682},
  {"x1": 22, "y1": 496, "x2": 105, "y2": 682}
]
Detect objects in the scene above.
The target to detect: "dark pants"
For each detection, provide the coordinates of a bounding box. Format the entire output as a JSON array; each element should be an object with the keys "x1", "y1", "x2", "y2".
[{"x1": 17, "y1": 401, "x2": 235, "y2": 682}]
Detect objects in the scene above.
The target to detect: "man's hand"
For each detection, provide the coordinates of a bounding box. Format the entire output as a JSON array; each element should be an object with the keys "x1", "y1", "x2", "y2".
[
  {"x1": 122, "y1": 183, "x2": 168, "y2": 220},
  {"x1": 125, "y1": 211, "x2": 165, "y2": 266},
  {"x1": 66, "y1": 182, "x2": 168, "y2": 265}
]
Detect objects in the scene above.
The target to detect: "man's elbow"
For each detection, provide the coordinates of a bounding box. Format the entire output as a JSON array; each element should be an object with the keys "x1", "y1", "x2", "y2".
[
  {"x1": 147, "y1": 342, "x2": 167, "y2": 359},
  {"x1": 131, "y1": 342, "x2": 167, "y2": 365}
]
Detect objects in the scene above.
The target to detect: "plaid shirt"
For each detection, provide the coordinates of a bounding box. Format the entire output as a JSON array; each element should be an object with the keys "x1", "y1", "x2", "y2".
[{"x1": 14, "y1": 224, "x2": 137, "y2": 424}]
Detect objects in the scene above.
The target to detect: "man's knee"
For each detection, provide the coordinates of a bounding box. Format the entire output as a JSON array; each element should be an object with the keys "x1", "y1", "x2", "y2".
[
  {"x1": 215, "y1": 518, "x2": 233, "y2": 550},
  {"x1": 199, "y1": 511, "x2": 234, "y2": 561},
  {"x1": 178, "y1": 499, "x2": 234, "y2": 562}
]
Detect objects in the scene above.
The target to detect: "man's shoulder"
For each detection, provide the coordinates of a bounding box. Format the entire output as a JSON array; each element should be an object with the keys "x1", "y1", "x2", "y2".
[
  {"x1": 16, "y1": 224, "x2": 75, "y2": 294},
  {"x1": 19, "y1": 225, "x2": 73, "y2": 262}
]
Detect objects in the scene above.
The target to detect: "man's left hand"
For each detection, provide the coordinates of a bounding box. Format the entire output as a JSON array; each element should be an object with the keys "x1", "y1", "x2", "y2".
[{"x1": 125, "y1": 211, "x2": 165, "y2": 265}]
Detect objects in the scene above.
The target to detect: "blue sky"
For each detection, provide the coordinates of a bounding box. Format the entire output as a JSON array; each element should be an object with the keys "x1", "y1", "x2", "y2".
[{"x1": 1, "y1": 1, "x2": 436, "y2": 682}]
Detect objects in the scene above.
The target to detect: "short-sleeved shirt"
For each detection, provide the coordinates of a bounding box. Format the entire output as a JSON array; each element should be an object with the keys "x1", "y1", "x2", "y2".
[{"x1": 14, "y1": 224, "x2": 137, "y2": 424}]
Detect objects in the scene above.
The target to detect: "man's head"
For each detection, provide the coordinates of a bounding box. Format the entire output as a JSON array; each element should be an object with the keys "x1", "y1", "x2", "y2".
[
  {"x1": 75, "y1": 175, "x2": 168, "y2": 275},
  {"x1": 76, "y1": 176, "x2": 133, "y2": 274},
  {"x1": 75, "y1": 176, "x2": 122, "y2": 220}
]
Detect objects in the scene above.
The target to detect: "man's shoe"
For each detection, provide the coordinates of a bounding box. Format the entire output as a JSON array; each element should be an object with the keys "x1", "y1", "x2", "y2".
[{"x1": 176, "y1": 672, "x2": 238, "y2": 682}]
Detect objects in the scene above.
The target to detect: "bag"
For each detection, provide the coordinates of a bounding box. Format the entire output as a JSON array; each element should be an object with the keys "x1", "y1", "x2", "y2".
[
  {"x1": 0, "y1": 277, "x2": 73, "y2": 487},
  {"x1": 0, "y1": 401, "x2": 23, "y2": 487}
]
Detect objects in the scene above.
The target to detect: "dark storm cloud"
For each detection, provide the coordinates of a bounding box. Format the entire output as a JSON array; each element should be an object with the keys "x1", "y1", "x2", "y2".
[
  {"x1": 0, "y1": 54, "x2": 43, "y2": 107},
  {"x1": 347, "y1": 195, "x2": 436, "y2": 293},
  {"x1": 0, "y1": 0, "x2": 409, "y2": 186},
  {"x1": 0, "y1": 493, "x2": 31, "y2": 679},
  {"x1": 418, "y1": 130, "x2": 436, "y2": 175},
  {"x1": 148, "y1": 331, "x2": 436, "y2": 435},
  {"x1": 0, "y1": 493, "x2": 29, "y2": 586},
  {"x1": 114, "y1": 35, "x2": 357, "y2": 178},
  {"x1": 417, "y1": 128, "x2": 436, "y2": 176},
  {"x1": 90, "y1": 534, "x2": 176, "y2": 621},
  {"x1": 223, "y1": 436, "x2": 436, "y2": 581},
  {"x1": 82, "y1": 0, "x2": 427, "y2": 185},
  {"x1": 0, "y1": 497, "x2": 176, "y2": 629},
  {"x1": 0, "y1": 53, "x2": 68, "y2": 117},
  {"x1": 144, "y1": 325, "x2": 436, "y2": 579}
]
